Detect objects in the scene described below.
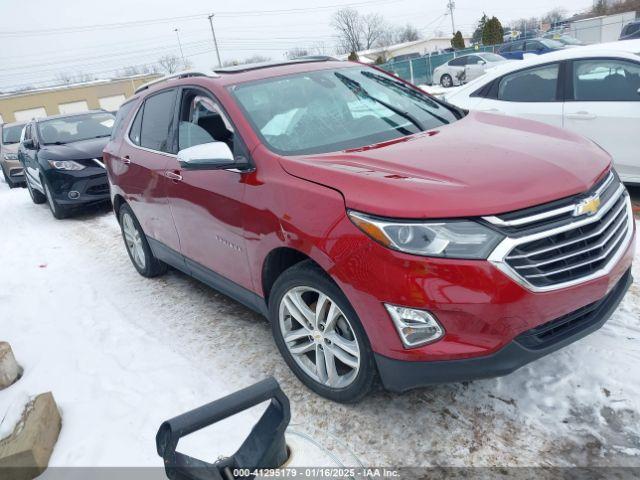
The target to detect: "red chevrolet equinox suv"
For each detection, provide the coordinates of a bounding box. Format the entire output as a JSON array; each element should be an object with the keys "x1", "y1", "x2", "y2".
[{"x1": 104, "y1": 58, "x2": 635, "y2": 403}]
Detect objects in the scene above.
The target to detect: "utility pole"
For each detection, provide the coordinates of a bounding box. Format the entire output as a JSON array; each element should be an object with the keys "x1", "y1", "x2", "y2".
[
  {"x1": 174, "y1": 28, "x2": 185, "y2": 65},
  {"x1": 447, "y1": 0, "x2": 456, "y2": 35},
  {"x1": 208, "y1": 14, "x2": 222, "y2": 68}
]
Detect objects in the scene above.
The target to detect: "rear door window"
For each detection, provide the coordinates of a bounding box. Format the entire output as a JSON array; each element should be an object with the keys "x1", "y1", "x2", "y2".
[
  {"x1": 498, "y1": 63, "x2": 560, "y2": 102},
  {"x1": 448, "y1": 57, "x2": 467, "y2": 67},
  {"x1": 572, "y1": 59, "x2": 640, "y2": 101},
  {"x1": 111, "y1": 100, "x2": 137, "y2": 140},
  {"x1": 139, "y1": 89, "x2": 177, "y2": 153}
]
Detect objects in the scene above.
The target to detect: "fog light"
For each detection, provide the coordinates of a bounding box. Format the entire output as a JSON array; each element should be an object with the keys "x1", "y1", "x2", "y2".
[
  {"x1": 384, "y1": 304, "x2": 444, "y2": 348},
  {"x1": 68, "y1": 191, "x2": 80, "y2": 199}
]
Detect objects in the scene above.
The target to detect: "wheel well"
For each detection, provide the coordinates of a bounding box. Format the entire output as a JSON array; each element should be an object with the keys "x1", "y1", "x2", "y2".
[
  {"x1": 262, "y1": 248, "x2": 314, "y2": 304},
  {"x1": 112, "y1": 194, "x2": 126, "y2": 216}
]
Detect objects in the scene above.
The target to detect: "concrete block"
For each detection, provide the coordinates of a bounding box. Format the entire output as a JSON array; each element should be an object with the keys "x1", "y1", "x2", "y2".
[
  {"x1": 0, "y1": 342, "x2": 20, "y2": 390},
  {"x1": 0, "y1": 392, "x2": 62, "y2": 480}
]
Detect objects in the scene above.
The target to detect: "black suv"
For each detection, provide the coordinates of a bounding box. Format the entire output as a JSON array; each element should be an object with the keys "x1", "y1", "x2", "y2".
[
  {"x1": 620, "y1": 21, "x2": 640, "y2": 40},
  {"x1": 19, "y1": 111, "x2": 115, "y2": 219}
]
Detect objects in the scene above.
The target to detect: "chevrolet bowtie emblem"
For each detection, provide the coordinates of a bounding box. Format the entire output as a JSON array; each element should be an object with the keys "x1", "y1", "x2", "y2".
[{"x1": 574, "y1": 195, "x2": 601, "y2": 217}]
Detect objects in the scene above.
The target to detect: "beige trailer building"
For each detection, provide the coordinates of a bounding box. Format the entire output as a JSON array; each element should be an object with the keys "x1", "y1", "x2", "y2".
[{"x1": 0, "y1": 74, "x2": 160, "y2": 123}]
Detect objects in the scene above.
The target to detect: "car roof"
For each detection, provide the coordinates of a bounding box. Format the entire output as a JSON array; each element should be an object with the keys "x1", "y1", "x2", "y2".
[
  {"x1": 1, "y1": 120, "x2": 25, "y2": 128},
  {"x1": 447, "y1": 40, "x2": 640, "y2": 99},
  {"x1": 33, "y1": 109, "x2": 111, "y2": 123},
  {"x1": 134, "y1": 57, "x2": 349, "y2": 96}
]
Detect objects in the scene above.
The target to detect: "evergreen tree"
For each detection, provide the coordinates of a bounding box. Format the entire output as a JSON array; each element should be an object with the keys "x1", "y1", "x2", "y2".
[
  {"x1": 482, "y1": 17, "x2": 504, "y2": 45},
  {"x1": 472, "y1": 14, "x2": 488, "y2": 44},
  {"x1": 451, "y1": 31, "x2": 466, "y2": 49},
  {"x1": 348, "y1": 51, "x2": 360, "y2": 62}
]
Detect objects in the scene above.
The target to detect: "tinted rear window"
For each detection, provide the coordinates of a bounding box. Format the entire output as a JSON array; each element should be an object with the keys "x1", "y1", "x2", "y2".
[{"x1": 139, "y1": 90, "x2": 176, "y2": 153}]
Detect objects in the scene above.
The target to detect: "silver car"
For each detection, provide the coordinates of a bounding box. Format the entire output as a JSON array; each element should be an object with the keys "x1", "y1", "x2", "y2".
[
  {"x1": 0, "y1": 121, "x2": 26, "y2": 188},
  {"x1": 432, "y1": 52, "x2": 509, "y2": 88}
]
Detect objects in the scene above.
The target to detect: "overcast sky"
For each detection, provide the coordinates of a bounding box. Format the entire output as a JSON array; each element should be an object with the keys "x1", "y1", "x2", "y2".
[{"x1": 0, "y1": 0, "x2": 593, "y2": 91}]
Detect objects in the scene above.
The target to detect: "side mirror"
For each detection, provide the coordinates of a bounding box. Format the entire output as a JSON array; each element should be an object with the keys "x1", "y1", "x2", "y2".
[
  {"x1": 177, "y1": 142, "x2": 237, "y2": 171},
  {"x1": 23, "y1": 139, "x2": 35, "y2": 149},
  {"x1": 478, "y1": 60, "x2": 486, "y2": 65}
]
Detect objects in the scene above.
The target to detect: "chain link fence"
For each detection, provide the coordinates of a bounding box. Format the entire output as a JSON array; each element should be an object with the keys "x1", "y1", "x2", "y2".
[{"x1": 380, "y1": 45, "x2": 500, "y2": 86}]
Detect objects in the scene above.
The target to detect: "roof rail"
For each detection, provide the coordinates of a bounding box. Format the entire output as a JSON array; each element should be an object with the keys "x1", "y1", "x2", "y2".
[
  {"x1": 213, "y1": 56, "x2": 339, "y2": 74},
  {"x1": 134, "y1": 70, "x2": 220, "y2": 94}
]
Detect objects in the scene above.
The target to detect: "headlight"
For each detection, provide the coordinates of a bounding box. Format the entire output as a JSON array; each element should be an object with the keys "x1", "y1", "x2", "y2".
[
  {"x1": 3, "y1": 153, "x2": 18, "y2": 160},
  {"x1": 47, "y1": 160, "x2": 85, "y2": 171},
  {"x1": 348, "y1": 211, "x2": 503, "y2": 259}
]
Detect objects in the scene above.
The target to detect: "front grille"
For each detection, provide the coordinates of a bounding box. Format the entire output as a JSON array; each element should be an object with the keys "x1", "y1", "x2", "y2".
[
  {"x1": 86, "y1": 183, "x2": 109, "y2": 195},
  {"x1": 515, "y1": 269, "x2": 631, "y2": 350},
  {"x1": 486, "y1": 171, "x2": 633, "y2": 290}
]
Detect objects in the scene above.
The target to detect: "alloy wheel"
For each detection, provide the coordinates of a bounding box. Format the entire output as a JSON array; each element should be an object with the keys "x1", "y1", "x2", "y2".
[
  {"x1": 279, "y1": 286, "x2": 360, "y2": 389},
  {"x1": 122, "y1": 212, "x2": 146, "y2": 270}
]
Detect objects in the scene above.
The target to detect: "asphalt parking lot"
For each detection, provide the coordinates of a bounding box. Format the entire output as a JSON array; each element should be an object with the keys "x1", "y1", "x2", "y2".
[{"x1": 2, "y1": 182, "x2": 639, "y2": 468}]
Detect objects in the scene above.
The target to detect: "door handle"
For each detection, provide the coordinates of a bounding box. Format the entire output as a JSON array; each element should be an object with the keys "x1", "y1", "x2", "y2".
[
  {"x1": 566, "y1": 111, "x2": 597, "y2": 120},
  {"x1": 165, "y1": 170, "x2": 183, "y2": 182},
  {"x1": 122, "y1": 155, "x2": 131, "y2": 165}
]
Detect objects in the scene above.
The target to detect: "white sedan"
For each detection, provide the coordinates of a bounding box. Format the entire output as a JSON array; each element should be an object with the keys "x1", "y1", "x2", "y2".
[
  {"x1": 432, "y1": 52, "x2": 509, "y2": 88},
  {"x1": 445, "y1": 39, "x2": 640, "y2": 185}
]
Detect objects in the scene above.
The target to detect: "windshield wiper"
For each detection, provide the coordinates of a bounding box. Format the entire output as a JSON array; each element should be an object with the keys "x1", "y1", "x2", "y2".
[
  {"x1": 44, "y1": 141, "x2": 67, "y2": 145},
  {"x1": 334, "y1": 72, "x2": 425, "y2": 132}
]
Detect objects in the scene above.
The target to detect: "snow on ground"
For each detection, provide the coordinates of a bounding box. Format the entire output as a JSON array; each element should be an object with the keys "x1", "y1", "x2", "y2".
[{"x1": 0, "y1": 180, "x2": 639, "y2": 468}]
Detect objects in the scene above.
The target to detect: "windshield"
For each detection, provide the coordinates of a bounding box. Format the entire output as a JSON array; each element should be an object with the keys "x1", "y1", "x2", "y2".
[
  {"x1": 540, "y1": 39, "x2": 564, "y2": 49},
  {"x1": 230, "y1": 66, "x2": 460, "y2": 155},
  {"x1": 480, "y1": 53, "x2": 506, "y2": 62},
  {"x1": 38, "y1": 112, "x2": 115, "y2": 145},
  {"x1": 1, "y1": 123, "x2": 25, "y2": 144}
]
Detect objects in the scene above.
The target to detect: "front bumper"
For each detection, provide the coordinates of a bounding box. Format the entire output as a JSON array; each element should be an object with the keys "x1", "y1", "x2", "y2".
[
  {"x1": 44, "y1": 167, "x2": 110, "y2": 205},
  {"x1": 1, "y1": 158, "x2": 24, "y2": 179},
  {"x1": 375, "y1": 269, "x2": 633, "y2": 392}
]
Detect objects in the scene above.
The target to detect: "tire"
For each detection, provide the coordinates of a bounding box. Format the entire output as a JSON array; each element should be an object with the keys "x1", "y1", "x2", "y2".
[
  {"x1": 26, "y1": 175, "x2": 46, "y2": 204},
  {"x1": 42, "y1": 177, "x2": 69, "y2": 219},
  {"x1": 118, "y1": 203, "x2": 168, "y2": 278},
  {"x1": 269, "y1": 261, "x2": 376, "y2": 403},
  {"x1": 440, "y1": 74, "x2": 453, "y2": 88}
]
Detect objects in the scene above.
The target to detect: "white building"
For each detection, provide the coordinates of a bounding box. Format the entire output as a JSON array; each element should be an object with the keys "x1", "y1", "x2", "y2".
[
  {"x1": 569, "y1": 11, "x2": 637, "y2": 44},
  {"x1": 340, "y1": 36, "x2": 473, "y2": 63}
]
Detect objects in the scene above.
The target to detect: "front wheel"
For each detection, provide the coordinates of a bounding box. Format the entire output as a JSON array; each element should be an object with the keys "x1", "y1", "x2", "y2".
[
  {"x1": 269, "y1": 261, "x2": 376, "y2": 403},
  {"x1": 118, "y1": 204, "x2": 167, "y2": 278},
  {"x1": 43, "y1": 177, "x2": 69, "y2": 219},
  {"x1": 26, "y1": 175, "x2": 46, "y2": 204},
  {"x1": 440, "y1": 74, "x2": 453, "y2": 88}
]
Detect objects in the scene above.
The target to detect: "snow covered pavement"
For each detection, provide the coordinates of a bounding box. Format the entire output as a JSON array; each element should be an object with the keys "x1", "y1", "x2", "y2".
[{"x1": 1, "y1": 180, "x2": 639, "y2": 468}]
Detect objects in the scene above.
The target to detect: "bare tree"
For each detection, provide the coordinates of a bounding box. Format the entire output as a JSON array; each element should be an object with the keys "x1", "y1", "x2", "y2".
[
  {"x1": 332, "y1": 8, "x2": 363, "y2": 53},
  {"x1": 310, "y1": 41, "x2": 331, "y2": 56},
  {"x1": 222, "y1": 55, "x2": 272, "y2": 67},
  {"x1": 395, "y1": 24, "x2": 421, "y2": 43},
  {"x1": 157, "y1": 54, "x2": 181, "y2": 74},
  {"x1": 361, "y1": 13, "x2": 386, "y2": 49},
  {"x1": 55, "y1": 72, "x2": 96, "y2": 85},
  {"x1": 285, "y1": 48, "x2": 309, "y2": 59}
]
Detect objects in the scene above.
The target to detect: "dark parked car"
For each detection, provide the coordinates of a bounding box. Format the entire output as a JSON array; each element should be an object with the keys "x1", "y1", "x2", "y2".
[
  {"x1": 18, "y1": 111, "x2": 115, "y2": 218},
  {"x1": 620, "y1": 21, "x2": 640, "y2": 40},
  {"x1": 498, "y1": 38, "x2": 564, "y2": 60}
]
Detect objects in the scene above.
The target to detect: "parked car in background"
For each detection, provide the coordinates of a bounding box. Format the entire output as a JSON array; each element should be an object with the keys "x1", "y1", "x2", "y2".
[
  {"x1": 18, "y1": 110, "x2": 115, "y2": 218},
  {"x1": 388, "y1": 53, "x2": 420, "y2": 63},
  {"x1": 498, "y1": 38, "x2": 564, "y2": 60},
  {"x1": 445, "y1": 39, "x2": 640, "y2": 185},
  {"x1": 432, "y1": 52, "x2": 508, "y2": 87},
  {"x1": 543, "y1": 33, "x2": 585, "y2": 46},
  {"x1": 503, "y1": 30, "x2": 521, "y2": 42},
  {"x1": 620, "y1": 20, "x2": 640, "y2": 40},
  {"x1": 104, "y1": 59, "x2": 634, "y2": 403},
  {"x1": 1, "y1": 121, "x2": 26, "y2": 188}
]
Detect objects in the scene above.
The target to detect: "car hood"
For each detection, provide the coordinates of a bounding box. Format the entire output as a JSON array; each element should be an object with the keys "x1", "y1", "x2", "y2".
[
  {"x1": 1, "y1": 143, "x2": 19, "y2": 155},
  {"x1": 39, "y1": 137, "x2": 110, "y2": 161},
  {"x1": 277, "y1": 111, "x2": 611, "y2": 218}
]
